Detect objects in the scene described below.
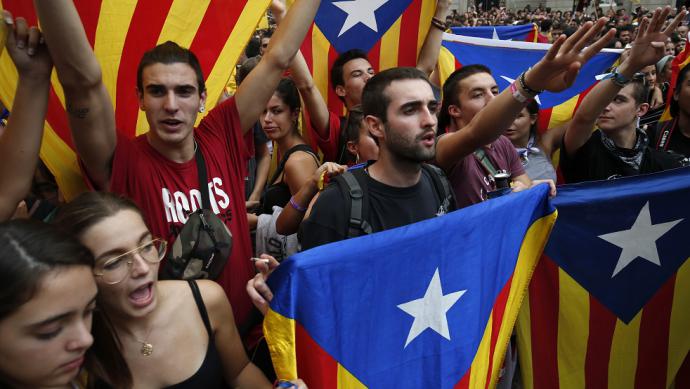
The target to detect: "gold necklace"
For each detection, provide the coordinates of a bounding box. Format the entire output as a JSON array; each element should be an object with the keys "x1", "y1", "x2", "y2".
[{"x1": 133, "y1": 327, "x2": 155, "y2": 356}]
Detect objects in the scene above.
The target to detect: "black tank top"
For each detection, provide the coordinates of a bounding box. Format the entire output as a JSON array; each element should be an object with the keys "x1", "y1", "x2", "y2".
[
  {"x1": 261, "y1": 144, "x2": 318, "y2": 215},
  {"x1": 166, "y1": 280, "x2": 228, "y2": 388},
  {"x1": 93, "y1": 281, "x2": 228, "y2": 388}
]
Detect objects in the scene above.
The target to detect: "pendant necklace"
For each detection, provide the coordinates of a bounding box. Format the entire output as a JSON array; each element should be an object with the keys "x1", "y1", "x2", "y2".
[{"x1": 134, "y1": 327, "x2": 155, "y2": 356}]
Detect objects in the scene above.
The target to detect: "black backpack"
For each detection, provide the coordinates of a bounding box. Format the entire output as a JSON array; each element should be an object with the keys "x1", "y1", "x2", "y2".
[{"x1": 332, "y1": 163, "x2": 455, "y2": 238}]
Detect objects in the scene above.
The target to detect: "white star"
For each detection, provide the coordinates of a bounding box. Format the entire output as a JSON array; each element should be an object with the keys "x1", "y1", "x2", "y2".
[
  {"x1": 333, "y1": 0, "x2": 389, "y2": 37},
  {"x1": 500, "y1": 75, "x2": 541, "y2": 104},
  {"x1": 598, "y1": 202, "x2": 683, "y2": 277},
  {"x1": 492, "y1": 28, "x2": 500, "y2": 40},
  {"x1": 397, "y1": 268, "x2": 466, "y2": 348}
]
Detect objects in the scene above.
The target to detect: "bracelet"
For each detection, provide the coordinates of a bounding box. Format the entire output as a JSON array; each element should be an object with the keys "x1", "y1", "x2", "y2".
[
  {"x1": 431, "y1": 17, "x2": 447, "y2": 31},
  {"x1": 289, "y1": 196, "x2": 307, "y2": 213},
  {"x1": 602, "y1": 68, "x2": 632, "y2": 87},
  {"x1": 518, "y1": 72, "x2": 543, "y2": 95},
  {"x1": 510, "y1": 81, "x2": 532, "y2": 103},
  {"x1": 275, "y1": 380, "x2": 296, "y2": 388}
]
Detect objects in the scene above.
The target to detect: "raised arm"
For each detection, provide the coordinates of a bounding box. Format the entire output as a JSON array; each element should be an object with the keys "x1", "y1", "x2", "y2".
[
  {"x1": 416, "y1": 0, "x2": 451, "y2": 76},
  {"x1": 564, "y1": 7, "x2": 684, "y2": 155},
  {"x1": 235, "y1": 0, "x2": 322, "y2": 132},
  {"x1": 33, "y1": 0, "x2": 116, "y2": 190},
  {"x1": 0, "y1": 13, "x2": 53, "y2": 221},
  {"x1": 435, "y1": 18, "x2": 615, "y2": 170}
]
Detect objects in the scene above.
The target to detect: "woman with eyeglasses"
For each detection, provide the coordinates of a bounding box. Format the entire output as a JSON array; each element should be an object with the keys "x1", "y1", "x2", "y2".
[{"x1": 54, "y1": 192, "x2": 306, "y2": 388}]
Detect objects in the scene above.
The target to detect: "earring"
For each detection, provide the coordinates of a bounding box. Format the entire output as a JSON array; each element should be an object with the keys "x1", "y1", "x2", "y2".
[
  {"x1": 199, "y1": 105, "x2": 205, "y2": 113},
  {"x1": 355, "y1": 153, "x2": 360, "y2": 164}
]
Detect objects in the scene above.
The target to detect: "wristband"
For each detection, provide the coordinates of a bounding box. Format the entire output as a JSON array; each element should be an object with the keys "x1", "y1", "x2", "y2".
[
  {"x1": 602, "y1": 68, "x2": 632, "y2": 87},
  {"x1": 289, "y1": 196, "x2": 307, "y2": 213},
  {"x1": 518, "y1": 72, "x2": 543, "y2": 95},
  {"x1": 431, "y1": 17, "x2": 447, "y2": 31},
  {"x1": 510, "y1": 81, "x2": 533, "y2": 103},
  {"x1": 275, "y1": 380, "x2": 297, "y2": 388}
]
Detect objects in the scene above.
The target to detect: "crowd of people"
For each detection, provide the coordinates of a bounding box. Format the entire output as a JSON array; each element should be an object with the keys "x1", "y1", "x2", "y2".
[{"x1": 0, "y1": 0, "x2": 688, "y2": 388}]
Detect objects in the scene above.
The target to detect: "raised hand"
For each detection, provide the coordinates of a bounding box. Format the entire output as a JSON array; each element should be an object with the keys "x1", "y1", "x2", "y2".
[
  {"x1": 3, "y1": 10, "x2": 52, "y2": 79},
  {"x1": 626, "y1": 7, "x2": 686, "y2": 71},
  {"x1": 525, "y1": 17, "x2": 615, "y2": 93}
]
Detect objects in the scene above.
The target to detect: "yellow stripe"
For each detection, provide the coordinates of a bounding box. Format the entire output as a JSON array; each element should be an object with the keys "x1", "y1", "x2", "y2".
[
  {"x1": 469, "y1": 312, "x2": 492, "y2": 389},
  {"x1": 547, "y1": 93, "x2": 579, "y2": 130},
  {"x1": 337, "y1": 363, "x2": 367, "y2": 388},
  {"x1": 312, "y1": 26, "x2": 330, "y2": 108},
  {"x1": 94, "y1": 0, "x2": 138, "y2": 110},
  {"x1": 264, "y1": 309, "x2": 298, "y2": 380},
  {"x1": 557, "y1": 269, "x2": 589, "y2": 389},
  {"x1": 40, "y1": 123, "x2": 87, "y2": 201},
  {"x1": 607, "y1": 312, "x2": 641, "y2": 388},
  {"x1": 516, "y1": 295, "x2": 535, "y2": 389},
  {"x1": 417, "y1": 0, "x2": 435, "y2": 52},
  {"x1": 378, "y1": 16, "x2": 401, "y2": 71},
  {"x1": 475, "y1": 212, "x2": 557, "y2": 388},
  {"x1": 437, "y1": 46, "x2": 456, "y2": 92},
  {"x1": 667, "y1": 258, "x2": 690, "y2": 383}
]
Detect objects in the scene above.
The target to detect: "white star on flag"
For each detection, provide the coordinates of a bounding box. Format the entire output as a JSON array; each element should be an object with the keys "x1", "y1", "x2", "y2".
[
  {"x1": 397, "y1": 268, "x2": 466, "y2": 348},
  {"x1": 333, "y1": 0, "x2": 389, "y2": 37},
  {"x1": 500, "y1": 75, "x2": 541, "y2": 104},
  {"x1": 598, "y1": 201, "x2": 683, "y2": 277}
]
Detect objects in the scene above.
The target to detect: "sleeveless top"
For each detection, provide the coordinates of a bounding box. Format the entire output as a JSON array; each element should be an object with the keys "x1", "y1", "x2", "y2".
[
  {"x1": 93, "y1": 281, "x2": 228, "y2": 388},
  {"x1": 166, "y1": 280, "x2": 228, "y2": 388},
  {"x1": 261, "y1": 144, "x2": 318, "y2": 215}
]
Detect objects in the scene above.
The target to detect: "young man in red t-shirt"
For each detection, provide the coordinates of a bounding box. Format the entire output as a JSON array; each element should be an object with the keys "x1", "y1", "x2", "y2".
[{"x1": 34, "y1": 0, "x2": 321, "y2": 345}]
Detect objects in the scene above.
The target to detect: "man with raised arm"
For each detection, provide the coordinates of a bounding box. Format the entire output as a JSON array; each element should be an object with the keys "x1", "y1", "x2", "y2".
[
  {"x1": 33, "y1": 0, "x2": 321, "y2": 345},
  {"x1": 562, "y1": 7, "x2": 687, "y2": 183}
]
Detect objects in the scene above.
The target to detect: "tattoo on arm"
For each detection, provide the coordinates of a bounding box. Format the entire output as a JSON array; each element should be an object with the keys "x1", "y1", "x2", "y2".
[{"x1": 66, "y1": 103, "x2": 90, "y2": 119}]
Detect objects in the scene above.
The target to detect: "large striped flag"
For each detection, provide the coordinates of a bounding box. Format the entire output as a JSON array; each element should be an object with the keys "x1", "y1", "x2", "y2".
[
  {"x1": 517, "y1": 167, "x2": 690, "y2": 389},
  {"x1": 0, "y1": 0, "x2": 270, "y2": 200},
  {"x1": 450, "y1": 23, "x2": 539, "y2": 41},
  {"x1": 264, "y1": 185, "x2": 557, "y2": 388},
  {"x1": 298, "y1": 0, "x2": 437, "y2": 117},
  {"x1": 659, "y1": 33, "x2": 690, "y2": 123}
]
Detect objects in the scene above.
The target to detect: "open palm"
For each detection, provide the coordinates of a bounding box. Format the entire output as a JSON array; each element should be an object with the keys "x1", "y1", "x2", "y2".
[{"x1": 628, "y1": 7, "x2": 685, "y2": 69}]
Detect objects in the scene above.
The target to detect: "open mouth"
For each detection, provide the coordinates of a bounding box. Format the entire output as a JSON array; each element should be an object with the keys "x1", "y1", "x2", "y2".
[
  {"x1": 420, "y1": 132, "x2": 435, "y2": 146},
  {"x1": 129, "y1": 282, "x2": 154, "y2": 308},
  {"x1": 160, "y1": 119, "x2": 183, "y2": 130}
]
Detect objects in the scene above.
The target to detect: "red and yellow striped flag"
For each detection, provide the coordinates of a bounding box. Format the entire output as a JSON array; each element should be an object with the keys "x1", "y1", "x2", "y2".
[
  {"x1": 0, "y1": 0, "x2": 269, "y2": 200},
  {"x1": 659, "y1": 37, "x2": 690, "y2": 123}
]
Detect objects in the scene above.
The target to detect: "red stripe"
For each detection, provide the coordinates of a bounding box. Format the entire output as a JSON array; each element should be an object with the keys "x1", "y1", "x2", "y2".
[
  {"x1": 674, "y1": 352, "x2": 690, "y2": 387},
  {"x1": 2, "y1": 1, "x2": 38, "y2": 26},
  {"x1": 454, "y1": 367, "x2": 471, "y2": 388},
  {"x1": 537, "y1": 107, "x2": 553, "y2": 134},
  {"x1": 584, "y1": 296, "x2": 616, "y2": 389},
  {"x1": 188, "y1": 0, "x2": 245, "y2": 78},
  {"x1": 396, "y1": 0, "x2": 421, "y2": 68},
  {"x1": 295, "y1": 321, "x2": 338, "y2": 387},
  {"x1": 73, "y1": 0, "x2": 103, "y2": 48},
  {"x1": 484, "y1": 275, "x2": 514, "y2": 389},
  {"x1": 455, "y1": 57, "x2": 462, "y2": 70},
  {"x1": 302, "y1": 24, "x2": 314, "y2": 74},
  {"x1": 529, "y1": 255, "x2": 560, "y2": 389},
  {"x1": 368, "y1": 39, "x2": 382, "y2": 73},
  {"x1": 326, "y1": 45, "x2": 344, "y2": 115},
  {"x1": 634, "y1": 275, "x2": 675, "y2": 389},
  {"x1": 115, "y1": 0, "x2": 174, "y2": 138}
]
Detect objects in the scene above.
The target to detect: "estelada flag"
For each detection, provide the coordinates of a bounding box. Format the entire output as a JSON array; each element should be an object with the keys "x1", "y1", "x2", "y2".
[
  {"x1": 298, "y1": 0, "x2": 438, "y2": 116},
  {"x1": 437, "y1": 33, "x2": 620, "y2": 176},
  {"x1": 0, "y1": 0, "x2": 269, "y2": 200},
  {"x1": 264, "y1": 185, "x2": 557, "y2": 388},
  {"x1": 451, "y1": 23, "x2": 538, "y2": 41},
  {"x1": 659, "y1": 32, "x2": 690, "y2": 124},
  {"x1": 517, "y1": 167, "x2": 690, "y2": 388}
]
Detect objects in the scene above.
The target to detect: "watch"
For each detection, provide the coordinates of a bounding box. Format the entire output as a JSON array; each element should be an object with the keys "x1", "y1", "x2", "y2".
[{"x1": 602, "y1": 68, "x2": 632, "y2": 87}]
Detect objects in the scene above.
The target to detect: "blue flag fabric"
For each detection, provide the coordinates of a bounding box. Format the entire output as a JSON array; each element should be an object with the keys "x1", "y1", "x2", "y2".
[
  {"x1": 450, "y1": 24, "x2": 535, "y2": 40},
  {"x1": 314, "y1": 0, "x2": 413, "y2": 53},
  {"x1": 547, "y1": 167, "x2": 690, "y2": 323},
  {"x1": 442, "y1": 34, "x2": 620, "y2": 109},
  {"x1": 267, "y1": 185, "x2": 555, "y2": 387}
]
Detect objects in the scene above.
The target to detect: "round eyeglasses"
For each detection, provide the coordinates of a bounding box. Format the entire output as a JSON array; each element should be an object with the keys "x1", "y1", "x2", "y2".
[{"x1": 94, "y1": 239, "x2": 167, "y2": 284}]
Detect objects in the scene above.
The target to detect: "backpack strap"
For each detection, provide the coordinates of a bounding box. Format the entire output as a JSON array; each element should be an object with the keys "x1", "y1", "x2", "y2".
[
  {"x1": 334, "y1": 169, "x2": 373, "y2": 238},
  {"x1": 654, "y1": 118, "x2": 677, "y2": 151},
  {"x1": 268, "y1": 144, "x2": 316, "y2": 185},
  {"x1": 473, "y1": 148, "x2": 499, "y2": 177},
  {"x1": 194, "y1": 141, "x2": 211, "y2": 209},
  {"x1": 421, "y1": 163, "x2": 455, "y2": 212},
  {"x1": 336, "y1": 115, "x2": 349, "y2": 165}
]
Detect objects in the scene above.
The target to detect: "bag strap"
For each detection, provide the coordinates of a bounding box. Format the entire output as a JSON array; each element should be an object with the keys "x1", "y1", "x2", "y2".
[
  {"x1": 655, "y1": 118, "x2": 677, "y2": 151},
  {"x1": 335, "y1": 169, "x2": 373, "y2": 238},
  {"x1": 473, "y1": 148, "x2": 499, "y2": 177},
  {"x1": 336, "y1": 115, "x2": 349, "y2": 165},
  {"x1": 268, "y1": 144, "x2": 315, "y2": 185},
  {"x1": 194, "y1": 141, "x2": 211, "y2": 209},
  {"x1": 421, "y1": 163, "x2": 455, "y2": 211}
]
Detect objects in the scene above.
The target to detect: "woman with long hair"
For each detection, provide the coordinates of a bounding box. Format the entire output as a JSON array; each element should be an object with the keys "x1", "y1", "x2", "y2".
[{"x1": 55, "y1": 192, "x2": 305, "y2": 388}]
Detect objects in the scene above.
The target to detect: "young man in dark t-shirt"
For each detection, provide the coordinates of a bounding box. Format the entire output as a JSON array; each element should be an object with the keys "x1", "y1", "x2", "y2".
[
  {"x1": 562, "y1": 8, "x2": 687, "y2": 183},
  {"x1": 649, "y1": 64, "x2": 690, "y2": 157}
]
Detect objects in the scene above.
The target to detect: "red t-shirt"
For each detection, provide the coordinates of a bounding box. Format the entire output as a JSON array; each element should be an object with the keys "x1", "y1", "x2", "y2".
[
  {"x1": 311, "y1": 110, "x2": 345, "y2": 163},
  {"x1": 92, "y1": 97, "x2": 255, "y2": 331}
]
